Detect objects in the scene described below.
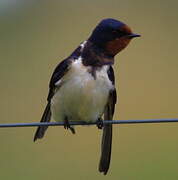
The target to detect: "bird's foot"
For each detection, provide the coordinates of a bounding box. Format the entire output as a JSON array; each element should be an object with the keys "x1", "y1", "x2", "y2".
[
  {"x1": 96, "y1": 118, "x2": 104, "y2": 129},
  {"x1": 64, "y1": 118, "x2": 75, "y2": 134}
]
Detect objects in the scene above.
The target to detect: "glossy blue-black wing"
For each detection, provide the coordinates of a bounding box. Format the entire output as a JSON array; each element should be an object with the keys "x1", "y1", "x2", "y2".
[
  {"x1": 47, "y1": 58, "x2": 73, "y2": 101},
  {"x1": 34, "y1": 58, "x2": 73, "y2": 141},
  {"x1": 99, "y1": 65, "x2": 117, "y2": 175}
]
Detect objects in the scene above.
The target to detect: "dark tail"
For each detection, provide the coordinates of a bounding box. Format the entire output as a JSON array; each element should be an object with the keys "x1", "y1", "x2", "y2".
[
  {"x1": 33, "y1": 102, "x2": 51, "y2": 142},
  {"x1": 99, "y1": 105, "x2": 113, "y2": 175}
]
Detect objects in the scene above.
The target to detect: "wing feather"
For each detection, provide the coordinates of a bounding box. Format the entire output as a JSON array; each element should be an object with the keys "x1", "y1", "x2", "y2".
[
  {"x1": 33, "y1": 58, "x2": 73, "y2": 141},
  {"x1": 99, "y1": 66, "x2": 117, "y2": 174}
]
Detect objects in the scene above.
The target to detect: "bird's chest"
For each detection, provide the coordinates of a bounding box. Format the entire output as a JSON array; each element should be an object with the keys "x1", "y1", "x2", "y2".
[
  {"x1": 51, "y1": 60, "x2": 114, "y2": 121},
  {"x1": 69, "y1": 62, "x2": 112, "y2": 94}
]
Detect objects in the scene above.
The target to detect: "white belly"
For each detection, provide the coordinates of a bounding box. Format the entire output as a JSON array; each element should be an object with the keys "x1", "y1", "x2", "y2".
[{"x1": 51, "y1": 58, "x2": 114, "y2": 122}]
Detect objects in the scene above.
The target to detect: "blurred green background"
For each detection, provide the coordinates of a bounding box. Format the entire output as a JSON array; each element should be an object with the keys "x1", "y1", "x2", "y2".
[{"x1": 0, "y1": 0, "x2": 178, "y2": 179}]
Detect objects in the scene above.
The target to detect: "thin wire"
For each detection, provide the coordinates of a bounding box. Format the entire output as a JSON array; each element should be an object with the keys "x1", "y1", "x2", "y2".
[{"x1": 0, "y1": 119, "x2": 178, "y2": 128}]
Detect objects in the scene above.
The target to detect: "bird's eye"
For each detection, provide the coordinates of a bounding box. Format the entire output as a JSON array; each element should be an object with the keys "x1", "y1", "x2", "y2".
[
  {"x1": 112, "y1": 30, "x2": 125, "y2": 35},
  {"x1": 112, "y1": 29, "x2": 129, "y2": 38},
  {"x1": 112, "y1": 30, "x2": 118, "y2": 34}
]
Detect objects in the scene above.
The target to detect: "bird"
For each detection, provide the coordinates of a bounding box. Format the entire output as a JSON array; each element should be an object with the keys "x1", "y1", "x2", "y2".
[{"x1": 33, "y1": 18, "x2": 140, "y2": 175}]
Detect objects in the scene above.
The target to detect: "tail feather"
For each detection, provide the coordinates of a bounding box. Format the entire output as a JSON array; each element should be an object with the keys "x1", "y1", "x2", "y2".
[
  {"x1": 99, "y1": 105, "x2": 113, "y2": 175},
  {"x1": 33, "y1": 102, "x2": 51, "y2": 142}
]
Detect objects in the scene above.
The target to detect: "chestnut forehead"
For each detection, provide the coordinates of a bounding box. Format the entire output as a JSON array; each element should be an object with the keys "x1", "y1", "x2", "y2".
[{"x1": 120, "y1": 24, "x2": 132, "y2": 34}]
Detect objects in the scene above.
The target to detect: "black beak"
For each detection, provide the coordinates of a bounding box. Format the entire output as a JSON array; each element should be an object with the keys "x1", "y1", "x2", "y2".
[{"x1": 127, "y1": 33, "x2": 141, "y2": 39}]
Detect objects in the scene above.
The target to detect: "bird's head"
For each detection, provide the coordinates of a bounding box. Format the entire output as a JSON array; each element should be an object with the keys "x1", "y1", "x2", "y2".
[{"x1": 88, "y1": 18, "x2": 140, "y2": 57}]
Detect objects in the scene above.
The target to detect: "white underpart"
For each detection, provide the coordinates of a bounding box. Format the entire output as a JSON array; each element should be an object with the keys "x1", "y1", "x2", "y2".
[{"x1": 51, "y1": 57, "x2": 114, "y2": 122}]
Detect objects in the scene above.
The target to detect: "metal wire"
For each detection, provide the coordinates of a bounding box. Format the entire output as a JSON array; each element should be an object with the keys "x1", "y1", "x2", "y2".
[{"x1": 0, "y1": 119, "x2": 178, "y2": 128}]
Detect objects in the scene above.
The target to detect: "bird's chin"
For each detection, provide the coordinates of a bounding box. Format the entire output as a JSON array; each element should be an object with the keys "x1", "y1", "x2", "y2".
[{"x1": 105, "y1": 38, "x2": 131, "y2": 56}]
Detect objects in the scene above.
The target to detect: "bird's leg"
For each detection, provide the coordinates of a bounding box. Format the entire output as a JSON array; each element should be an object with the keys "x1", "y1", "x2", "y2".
[
  {"x1": 64, "y1": 117, "x2": 75, "y2": 134},
  {"x1": 96, "y1": 118, "x2": 104, "y2": 129},
  {"x1": 69, "y1": 126, "x2": 75, "y2": 134}
]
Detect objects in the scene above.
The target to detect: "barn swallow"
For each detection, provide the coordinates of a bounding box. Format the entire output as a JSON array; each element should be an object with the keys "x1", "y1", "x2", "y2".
[{"x1": 34, "y1": 18, "x2": 140, "y2": 175}]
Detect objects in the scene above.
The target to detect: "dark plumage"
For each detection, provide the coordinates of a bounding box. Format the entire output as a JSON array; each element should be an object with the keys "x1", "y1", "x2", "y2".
[{"x1": 34, "y1": 18, "x2": 140, "y2": 175}]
